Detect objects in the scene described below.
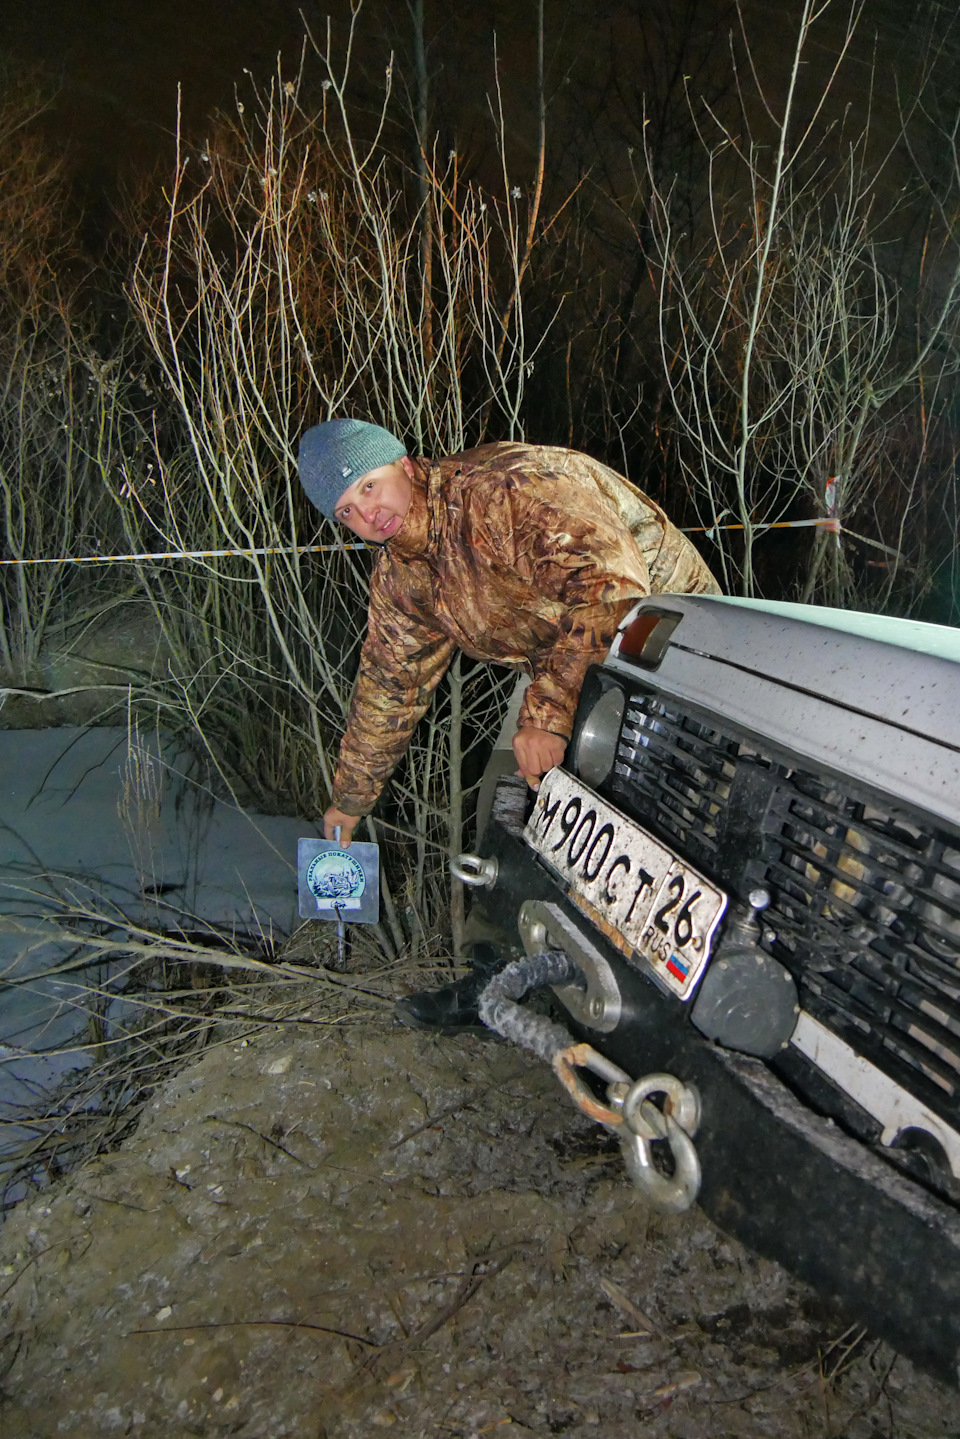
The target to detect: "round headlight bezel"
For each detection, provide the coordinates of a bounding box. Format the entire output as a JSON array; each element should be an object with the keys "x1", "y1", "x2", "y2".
[{"x1": 572, "y1": 678, "x2": 626, "y2": 790}]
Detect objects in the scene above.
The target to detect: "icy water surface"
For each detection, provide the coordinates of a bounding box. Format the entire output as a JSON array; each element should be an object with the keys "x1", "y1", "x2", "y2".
[{"x1": 0, "y1": 727, "x2": 313, "y2": 1172}]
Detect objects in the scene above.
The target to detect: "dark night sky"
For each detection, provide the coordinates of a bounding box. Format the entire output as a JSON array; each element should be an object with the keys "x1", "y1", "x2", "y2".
[
  {"x1": 0, "y1": 1, "x2": 350, "y2": 200},
  {"x1": 0, "y1": 2, "x2": 559, "y2": 197},
  {"x1": 0, "y1": 0, "x2": 954, "y2": 226}
]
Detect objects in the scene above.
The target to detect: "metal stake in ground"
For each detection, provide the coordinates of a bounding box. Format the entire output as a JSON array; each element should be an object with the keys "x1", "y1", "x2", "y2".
[
  {"x1": 297, "y1": 829, "x2": 381, "y2": 963},
  {"x1": 333, "y1": 827, "x2": 347, "y2": 968}
]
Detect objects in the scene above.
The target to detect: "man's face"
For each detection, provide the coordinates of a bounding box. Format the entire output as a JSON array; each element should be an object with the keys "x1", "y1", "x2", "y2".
[{"x1": 334, "y1": 457, "x2": 414, "y2": 543}]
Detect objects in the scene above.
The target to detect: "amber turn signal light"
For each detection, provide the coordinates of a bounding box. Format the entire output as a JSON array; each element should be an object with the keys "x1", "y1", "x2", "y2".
[{"x1": 617, "y1": 607, "x2": 683, "y2": 667}]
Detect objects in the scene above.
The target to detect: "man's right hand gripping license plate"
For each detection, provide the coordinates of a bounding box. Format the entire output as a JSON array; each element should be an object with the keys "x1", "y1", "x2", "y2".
[{"x1": 524, "y1": 768, "x2": 727, "y2": 1000}]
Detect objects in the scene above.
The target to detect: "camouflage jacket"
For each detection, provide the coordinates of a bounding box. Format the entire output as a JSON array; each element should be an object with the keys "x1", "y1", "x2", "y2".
[{"x1": 331, "y1": 442, "x2": 719, "y2": 817}]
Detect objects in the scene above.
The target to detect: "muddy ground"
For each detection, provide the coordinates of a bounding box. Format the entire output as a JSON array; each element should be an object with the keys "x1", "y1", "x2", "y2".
[{"x1": 1, "y1": 989, "x2": 959, "y2": 1438}]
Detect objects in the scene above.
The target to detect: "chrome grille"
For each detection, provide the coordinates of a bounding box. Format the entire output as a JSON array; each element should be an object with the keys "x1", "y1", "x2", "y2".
[{"x1": 609, "y1": 690, "x2": 960, "y2": 1127}]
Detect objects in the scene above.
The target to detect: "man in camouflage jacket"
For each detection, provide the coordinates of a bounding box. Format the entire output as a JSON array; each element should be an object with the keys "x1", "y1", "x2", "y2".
[{"x1": 297, "y1": 419, "x2": 719, "y2": 1029}]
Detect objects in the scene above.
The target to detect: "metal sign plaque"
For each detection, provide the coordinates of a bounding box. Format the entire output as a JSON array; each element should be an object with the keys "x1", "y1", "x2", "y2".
[{"x1": 297, "y1": 838, "x2": 380, "y2": 923}]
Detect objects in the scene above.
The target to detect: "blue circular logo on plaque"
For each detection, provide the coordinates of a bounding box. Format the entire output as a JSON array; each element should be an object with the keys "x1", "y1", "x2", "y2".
[{"x1": 306, "y1": 849, "x2": 366, "y2": 909}]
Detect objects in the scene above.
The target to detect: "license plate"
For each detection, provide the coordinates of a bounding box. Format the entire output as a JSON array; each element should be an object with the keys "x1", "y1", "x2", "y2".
[{"x1": 523, "y1": 768, "x2": 727, "y2": 1000}]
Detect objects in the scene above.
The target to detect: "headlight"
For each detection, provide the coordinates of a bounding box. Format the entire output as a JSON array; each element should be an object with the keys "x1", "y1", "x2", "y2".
[{"x1": 572, "y1": 683, "x2": 625, "y2": 788}]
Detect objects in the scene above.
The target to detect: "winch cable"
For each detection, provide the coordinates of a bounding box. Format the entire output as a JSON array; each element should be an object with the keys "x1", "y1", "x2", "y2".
[
  {"x1": 478, "y1": 949, "x2": 704, "y2": 1211},
  {"x1": 478, "y1": 949, "x2": 581, "y2": 1062},
  {"x1": 478, "y1": 950, "x2": 629, "y2": 1127}
]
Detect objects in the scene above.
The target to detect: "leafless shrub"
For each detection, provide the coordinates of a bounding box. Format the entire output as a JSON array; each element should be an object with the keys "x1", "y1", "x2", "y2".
[
  {"x1": 644, "y1": 0, "x2": 960, "y2": 608},
  {"x1": 109, "y1": 8, "x2": 558, "y2": 956},
  {"x1": 0, "y1": 73, "x2": 122, "y2": 686}
]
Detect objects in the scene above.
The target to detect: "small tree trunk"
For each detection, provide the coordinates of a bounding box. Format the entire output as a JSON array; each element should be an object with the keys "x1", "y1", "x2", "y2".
[
  {"x1": 448, "y1": 654, "x2": 465, "y2": 957},
  {"x1": 410, "y1": 0, "x2": 434, "y2": 387}
]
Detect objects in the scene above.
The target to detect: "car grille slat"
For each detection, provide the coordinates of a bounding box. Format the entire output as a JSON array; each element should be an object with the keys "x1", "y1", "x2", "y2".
[
  {"x1": 615, "y1": 696, "x2": 737, "y2": 865},
  {"x1": 811, "y1": 957, "x2": 960, "y2": 1089},
  {"x1": 608, "y1": 686, "x2": 960, "y2": 1133}
]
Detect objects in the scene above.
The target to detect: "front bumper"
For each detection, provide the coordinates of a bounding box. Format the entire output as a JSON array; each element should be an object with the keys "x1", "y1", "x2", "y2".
[{"x1": 481, "y1": 777, "x2": 960, "y2": 1386}]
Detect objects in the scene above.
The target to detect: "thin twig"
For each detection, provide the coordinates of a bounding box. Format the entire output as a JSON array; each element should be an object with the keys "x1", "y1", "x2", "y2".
[
  {"x1": 204, "y1": 1114, "x2": 315, "y2": 1168},
  {"x1": 128, "y1": 1318, "x2": 376, "y2": 1346}
]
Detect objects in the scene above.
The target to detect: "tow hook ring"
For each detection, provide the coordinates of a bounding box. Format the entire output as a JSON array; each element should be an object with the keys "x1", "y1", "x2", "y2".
[
  {"x1": 450, "y1": 852, "x2": 499, "y2": 888},
  {"x1": 617, "y1": 1108, "x2": 701, "y2": 1214},
  {"x1": 608, "y1": 1073, "x2": 702, "y2": 1214},
  {"x1": 622, "y1": 1072, "x2": 701, "y2": 1140}
]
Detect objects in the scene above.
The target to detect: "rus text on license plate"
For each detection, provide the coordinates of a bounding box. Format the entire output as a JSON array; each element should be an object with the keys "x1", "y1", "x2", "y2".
[{"x1": 524, "y1": 768, "x2": 727, "y2": 1000}]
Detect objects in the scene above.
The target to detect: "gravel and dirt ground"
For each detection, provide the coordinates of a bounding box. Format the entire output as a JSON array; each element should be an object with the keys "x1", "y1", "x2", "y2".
[{"x1": 1, "y1": 985, "x2": 959, "y2": 1438}]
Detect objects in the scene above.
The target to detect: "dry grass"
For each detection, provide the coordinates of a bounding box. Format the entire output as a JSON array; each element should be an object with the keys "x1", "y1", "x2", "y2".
[{"x1": 0, "y1": 909, "x2": 457, "y2": 1214}]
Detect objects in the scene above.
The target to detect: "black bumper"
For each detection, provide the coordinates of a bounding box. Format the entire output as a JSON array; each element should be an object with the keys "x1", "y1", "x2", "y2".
[{"x1": 482, "y1": 796, "x2": 960, "y2": 1387}]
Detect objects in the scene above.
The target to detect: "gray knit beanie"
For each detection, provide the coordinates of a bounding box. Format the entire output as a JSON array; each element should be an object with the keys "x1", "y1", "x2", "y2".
[{"x1": 297, "y1": 419, "x2": 407, "y2": 520}]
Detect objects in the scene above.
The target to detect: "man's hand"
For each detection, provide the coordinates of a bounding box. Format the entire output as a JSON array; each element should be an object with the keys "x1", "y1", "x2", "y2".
[
  {"x1": 513, "y1": 725, "x2": 567, "y2": 790},
  {"x1": 323, "y1": 806, "x2": 360, "y2": 847}
]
